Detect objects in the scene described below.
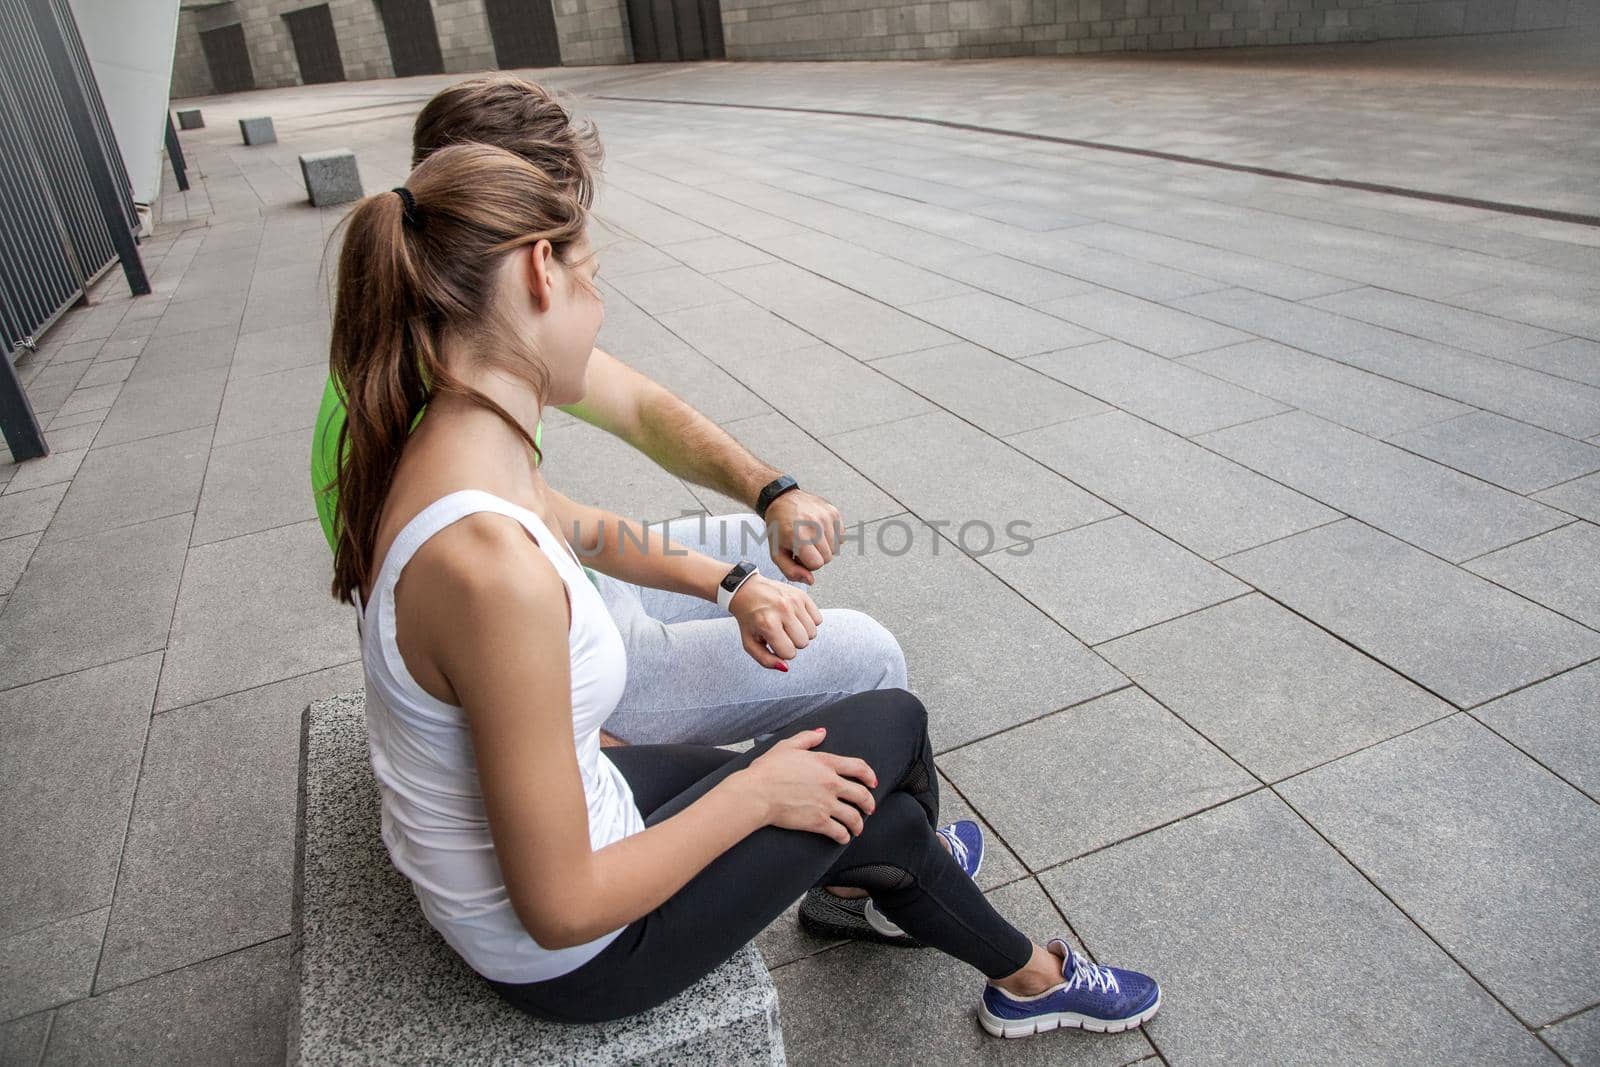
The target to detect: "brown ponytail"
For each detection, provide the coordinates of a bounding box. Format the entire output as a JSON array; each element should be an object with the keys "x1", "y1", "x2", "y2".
[{"x1": 327, "y1": 142, "x2": 591, "y2": 604}]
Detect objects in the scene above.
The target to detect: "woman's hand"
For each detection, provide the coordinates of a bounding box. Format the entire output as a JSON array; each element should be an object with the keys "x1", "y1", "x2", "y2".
[
  {"x1": 729, "y1": 574, "x2": 824, "y2": 670},
  {"x1": 733, "y1": 728, "x2": 878, "y2": 844}
]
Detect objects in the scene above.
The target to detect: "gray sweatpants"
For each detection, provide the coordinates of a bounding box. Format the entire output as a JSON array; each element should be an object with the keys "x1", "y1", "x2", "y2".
[{"x1": 598, "y1": 513, "x2": 909, "y2": 746}]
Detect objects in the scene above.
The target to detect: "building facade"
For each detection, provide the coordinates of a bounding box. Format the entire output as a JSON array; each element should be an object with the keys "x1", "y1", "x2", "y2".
[{"x1": 170, "y1": 0, "x2": 1599, "y2": 96}]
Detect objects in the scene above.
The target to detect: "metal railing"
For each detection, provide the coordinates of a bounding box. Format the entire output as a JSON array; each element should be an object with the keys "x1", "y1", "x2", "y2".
[{"x1": 0, "y1": 0, "x2": 148, "y2": 462}]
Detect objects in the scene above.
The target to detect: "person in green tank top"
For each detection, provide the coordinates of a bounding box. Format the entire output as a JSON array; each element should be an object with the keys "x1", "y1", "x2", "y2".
[{"x1": 315, "y1": 75, "x2": 911, "y2": 947}]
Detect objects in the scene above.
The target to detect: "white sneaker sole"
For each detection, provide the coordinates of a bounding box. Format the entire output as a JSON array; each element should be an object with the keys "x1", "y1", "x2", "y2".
[
  {"x1": 978, "y1": 993, "x2": 1161, "y2": 1038},
  {"x1": 864, "y1": 830, "x2": 987, "y2": 940}
]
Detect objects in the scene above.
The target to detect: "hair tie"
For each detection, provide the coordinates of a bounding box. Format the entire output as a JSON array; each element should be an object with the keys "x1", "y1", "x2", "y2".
[{"x1": 392, "y1": 186, "x2": 421, "y2": 229}]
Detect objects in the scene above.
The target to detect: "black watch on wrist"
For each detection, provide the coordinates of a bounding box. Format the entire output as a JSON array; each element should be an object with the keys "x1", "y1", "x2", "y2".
[{"x1": 756, "y1": 474, "x2": 799, "y2": 519}]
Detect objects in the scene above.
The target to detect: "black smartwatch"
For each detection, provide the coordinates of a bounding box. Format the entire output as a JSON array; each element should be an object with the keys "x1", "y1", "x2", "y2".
[
  {"x1": 716, "y1": 560, "x2": 759, "y2": 612},
  {"x1": 756, "y1": 474, "x2": 799, "y2": 519}
]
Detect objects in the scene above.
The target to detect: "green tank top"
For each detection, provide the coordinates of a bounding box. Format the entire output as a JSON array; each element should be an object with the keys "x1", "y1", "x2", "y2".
[{"x1": 310, "y1": 376, "x2": 543, "y2": 552}]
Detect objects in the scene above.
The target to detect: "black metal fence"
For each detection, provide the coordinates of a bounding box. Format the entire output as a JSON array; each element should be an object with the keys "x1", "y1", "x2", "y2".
[{"x1": 0, "y1": 0, "x2": 148, "y2": 462}]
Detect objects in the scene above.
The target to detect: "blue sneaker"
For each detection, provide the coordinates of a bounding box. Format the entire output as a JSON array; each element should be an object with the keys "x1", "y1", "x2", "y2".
[
  {"x1": 864, "y1": 819, "x2": 984, "y2": 939},
  {"x1": 979, "y1": 939, "x2": 1160, "y2": 1037}
]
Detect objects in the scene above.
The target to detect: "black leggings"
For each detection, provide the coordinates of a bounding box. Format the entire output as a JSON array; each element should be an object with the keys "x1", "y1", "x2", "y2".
[{"x1": 488, "y1": 689, "x2": 1034, "y2": 1024}]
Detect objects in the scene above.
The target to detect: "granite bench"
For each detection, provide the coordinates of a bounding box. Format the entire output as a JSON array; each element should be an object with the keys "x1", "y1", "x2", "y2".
[
  {"x1": 291, "y1": 692, "x2": 787, "y2": 1065},
  {"x1": 298, "y1": 149, "x2": 363, "y2": 207},
  {"x1": 175, "y1": 108, "x2": 203, "y2": 130},
  {"x1": 239, "y1": 116, "x2": 276, "y2": 146}
]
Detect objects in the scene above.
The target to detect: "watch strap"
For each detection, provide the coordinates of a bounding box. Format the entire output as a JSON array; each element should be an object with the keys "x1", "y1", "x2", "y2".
[
  {"x1": 716, "y1": 561, "x2": 758, "y2": 613},
  {"x1": 756, "y1": 474, "x2": 799, "y2": 519}
]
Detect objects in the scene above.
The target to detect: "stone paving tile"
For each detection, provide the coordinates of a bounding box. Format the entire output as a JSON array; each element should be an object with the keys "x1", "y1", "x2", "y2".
[
  {"x1": 0, "y1": 908, "x2": 108, "y2": 1021},
  {"x1": 1101, "y1": 595, "x2": 1452, "y2": 782},
  {"x1": 1174, "y1": 288, "x2": 1600, "y2": 438},
  {"x1": 0, "y1": 516, "x2": 189, "y2": 691},
  {"x1": 1025, "y1": 234, "x2": 1225, "y2": 302},
  {"x1": 146, "y1": 297, "x2": 244, "y2": 342},
  {"x1": 939, "y1": 253, "x2": 1095, "y2": 305},
  {"x1": 0, "y1": 655, "x2": 160, "y2": 939},
  {"x1": 1200, "y1": 410, "x2": 1566, "y2": 562},
  {"x1": 827, "y1": 412, "x2": 1115, "y2": 555},
  {"x1": 41, "y1": 938, "x2": 292, "y2": 1067},
  {"x1": 604, "y1": 264, "x2": 736, "y2": 316},
  {"x1": 42, "y1": 428, "x2": 210, "y2": 545},
  {"x1": 2, "y1": 449, "x2": 86, "y2": 496},
  {"x1": 1505, "y1": 336, "x2": 1600, "y2": 387},
  {"x1": 1181, "y1": 340, "x2": 1472, "y2": 438},
  {"x1": 662, "y1": 235, "x2": 774, "y2": 274},
  {"x1": 654, "y1": 298, "x2": 817, "y2": 368},
  {"x1": 192, "y1": 427, "x2": 318, "y2": 546},
  {"x1": 1537, "y1": 472, "x2": 1600, "y2": 524},
  {"x1": 716, "y1": 262, "x2": 954, "y2": 360},
  {"x1": 1041, "y1": 790, "x2": 1557, "y2": 1066},
  {"x1": 1026, "y1": 340, "x2": 1288, "y2": 438},
  {"x1": 55, "y1": 383, "x2": 122, "y2": 418},
  {"x1": 722, "y1": 342, "x2": 933, "y2": 437},
  {"x1": 821, "y1": 516, "x2": 1127, "y2": 752},
  {"x1": 873, "y1": 342, "x2": 1109, "y2": 437},
  {"x1": 1035, "y1": 288, "x2": 1251, "y2": 357},
  {"x1": 124, "y1": 325, "x2": 234, "y2": 386},
  {"x1": 684, "y1": 414, "x2": 902, "y2": 526},
  {"x1": 538, "y1": 416, "x2": 705, "y2": 523},
  {"x1": 902, "y1": 291, "x2": 1099, "y2": 359},
  {"x1": 0, "y1": 484, "x2": 67, "y2": 540},
  {"x1": 0, "y1": 532, "x2": 38, "y2": 596},
  {"x1": 97, "y1": 661, "x2": 361, "y2": 992},
  {"x1": 1309, "y1": 286, "x2": 1566, "y2": 356},
  {"x1": 1279, "y1": 715, "x2": 1600, "y2": 1026},
  {"x1": 213, "y1": 363, "x2": 326, "y2": 447},
  {"x1": 1545, "y1": 1005, "x2": 1600, "y2": 1066},
  {"x1": 984, "y1": 515, "x2": 1249, "y2": 645},
  {"x1": 156, "y1": 520, "x2": 357, "y2": 713},
  {"x1": 94, "y1": 367, "x2": 227, "y2": 449},
  {"x1": 1010, "y1": 411, "x2": 1337, "y2": 560},
  {"x1": 1473, "y1": 662, "x2": 1600, "y2": 801},
  {"x1": 1386, "y1": 411, "x2": 1600, "y2": 494},
  {"x1": 227, "y1": 319, "x2": 328, "y2": 381},
  {"x1": 1225, "y1": 520, "x2": 1600, "y2": 709},
  {"x1": 1453, "y1": 286, "x2": 1600, "y2": 340},
  {"x1": 0, "y1": 1012, "x2": 50, "y2": 1067},
  {"x1": 1466, "y1": 521, "x2": 1600, "y2": 630},
  {"x1": 944, "y1": 688, "x2": 1255, "y2": 869},
  {"x1": 590, "y1": 233, "x2": 677, "y2": 277},
  {"x1": 751, "y1": 230, "x2": 971, "y2": 306},
  {"x1": 772, "y1": 879, "x2": 1154, "y2": 1066},
  {"x1": 75, "y1": 358, "x2": 136, "y2": 390},
  {"x1": 1062, "y1": 221, "x2": 1355, "y2": 301}
]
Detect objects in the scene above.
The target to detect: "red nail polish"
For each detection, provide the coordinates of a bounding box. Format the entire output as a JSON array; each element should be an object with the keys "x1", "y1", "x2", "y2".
[{"x1": 772, "y1": 661, "x2": 788, "y2": 672}]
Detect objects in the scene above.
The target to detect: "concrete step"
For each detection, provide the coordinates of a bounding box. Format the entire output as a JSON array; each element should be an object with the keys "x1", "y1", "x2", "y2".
[{"x1": 291, "y1": 691, "x2": 786, "y2": 1065}]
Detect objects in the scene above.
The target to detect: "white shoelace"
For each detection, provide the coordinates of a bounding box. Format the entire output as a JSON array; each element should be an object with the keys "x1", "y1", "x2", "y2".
[
  {"x1": 937, "y1": 825, "x2": 969, "y2": 870},
  {"x1": 1064, "y1": 949, "x2": 1121, "y2": 995}
]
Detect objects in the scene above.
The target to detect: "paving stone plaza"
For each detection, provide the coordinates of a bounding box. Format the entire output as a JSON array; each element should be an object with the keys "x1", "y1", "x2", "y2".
[{"x1": 2, "y1": 31, "x2": 1598, "y2": 1066}]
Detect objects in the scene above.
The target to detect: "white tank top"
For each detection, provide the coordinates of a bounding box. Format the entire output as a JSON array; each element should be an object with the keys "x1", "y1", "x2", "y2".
[{"x1": 357, "y1": 488, "x2": 645, "y2": 983}]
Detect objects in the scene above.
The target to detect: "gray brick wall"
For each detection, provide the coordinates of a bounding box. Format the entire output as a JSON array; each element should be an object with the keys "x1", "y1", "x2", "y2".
[
  {"x1": 553, "y1": 0, "x2": 634, "y2": 64},
  {"x1": 721, "y1": 0, "x2": 1600, "y2": 57}
]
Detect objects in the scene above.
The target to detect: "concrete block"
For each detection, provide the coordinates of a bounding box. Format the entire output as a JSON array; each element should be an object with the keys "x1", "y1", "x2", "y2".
[
  {"x1": 292, "y1": 692, "x2": 785, "y2": 1065},
  {"x1": 176, "y1": 109, "x2": 204, "y2": 130},
  {"x1": 298, "y1": 149, "x2": 364, "y2": 208},
  {"x1": 239, "y1": 116, "x2": 277, "y2": 146}
]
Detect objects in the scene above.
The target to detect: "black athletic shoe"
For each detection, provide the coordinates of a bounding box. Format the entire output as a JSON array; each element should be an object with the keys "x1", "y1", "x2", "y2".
[{"x1": 796, "y1": 886, "x2": 925, "y2": 948}]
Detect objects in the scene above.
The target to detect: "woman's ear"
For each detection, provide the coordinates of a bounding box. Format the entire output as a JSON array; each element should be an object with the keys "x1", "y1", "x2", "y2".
[{"x1": 525, "y1": 240, "x2": 556, "y2": 313}]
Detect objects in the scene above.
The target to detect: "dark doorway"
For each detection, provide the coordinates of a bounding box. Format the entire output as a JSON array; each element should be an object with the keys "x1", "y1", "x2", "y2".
[
  {"x1": 198, "y1": 23, "x2": 255, "y2": 93},
  {"x1": 626, "y1": 0, "x2": 723, "y2": 62},
  {"x1": 375, "y1": 0, "x2": 444, "y2": 77},
  {"x1": 484, "y1": 0, "x2": 561, "y2": 68},
  {"x1": 283, "y1": 5, "x2": 345, "y2": 84}
]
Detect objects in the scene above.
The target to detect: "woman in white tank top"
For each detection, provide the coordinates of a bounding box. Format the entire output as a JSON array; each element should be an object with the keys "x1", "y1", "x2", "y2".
[{"x1": 324, "y1": 141, "x2": 1159, "y2": 1037}]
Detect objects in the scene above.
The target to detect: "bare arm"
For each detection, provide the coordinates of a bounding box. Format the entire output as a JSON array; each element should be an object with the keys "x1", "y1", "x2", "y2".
[
  {"x1": 417, "y1": 517, "x2": 875, "y2": 948},
  {"x1": 560, "y1": 349, "x2": 843, "y2": 583},
  {"x1": 546, "y1": 487, "x2": 822, "y2": 669}
]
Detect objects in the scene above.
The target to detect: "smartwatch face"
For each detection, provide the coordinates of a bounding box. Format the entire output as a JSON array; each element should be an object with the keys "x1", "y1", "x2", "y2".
[{"x1": 721, "y1": 562, "x2": 755, "y2": 593}]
